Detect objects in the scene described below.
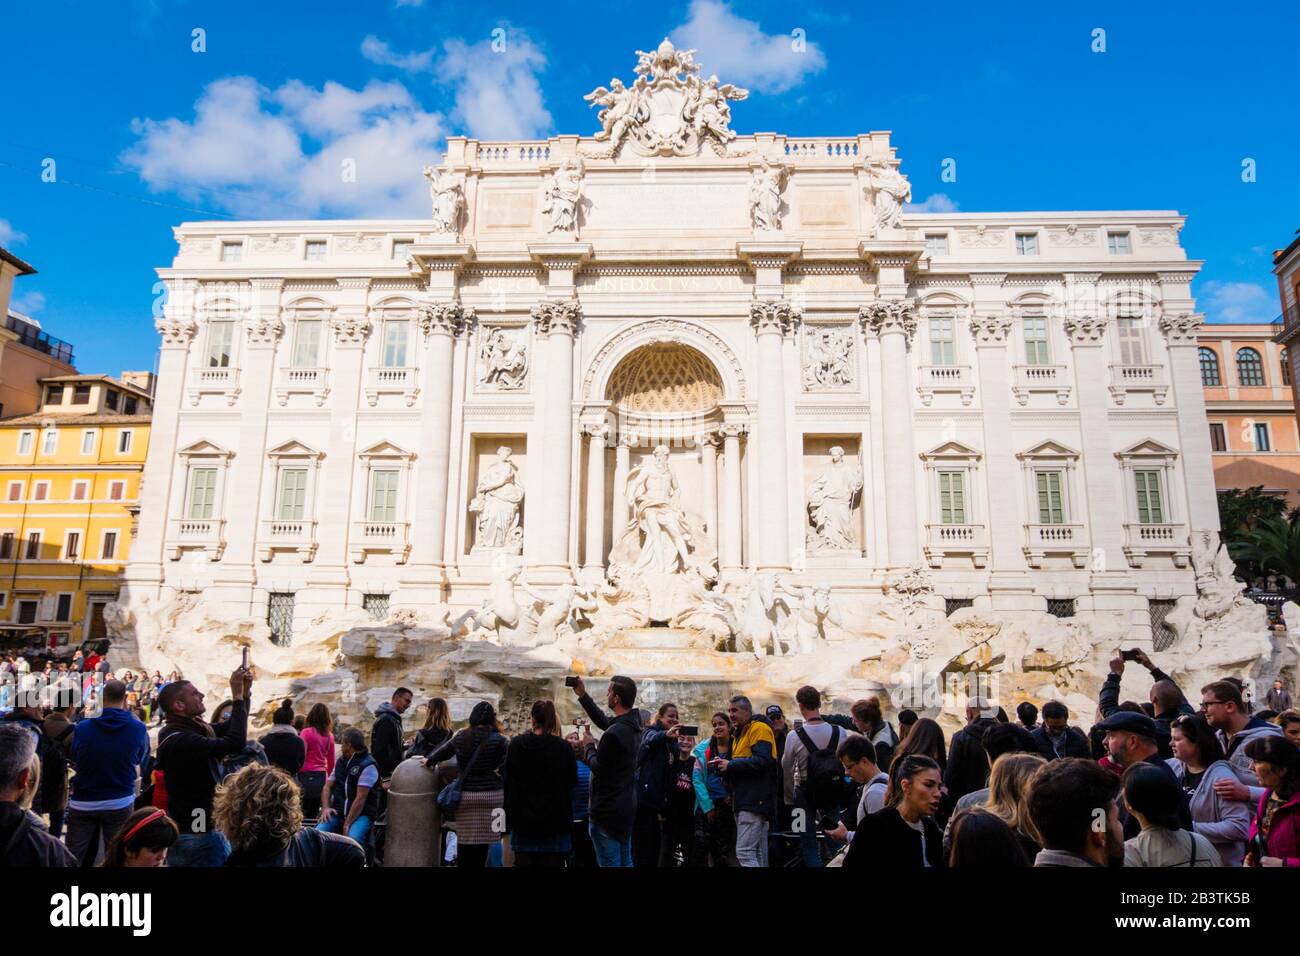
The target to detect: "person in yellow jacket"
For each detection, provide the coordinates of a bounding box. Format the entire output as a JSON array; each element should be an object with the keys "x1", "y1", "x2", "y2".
[{"x1": 710, "y1": 696, "x2": 779, "y2": 866}]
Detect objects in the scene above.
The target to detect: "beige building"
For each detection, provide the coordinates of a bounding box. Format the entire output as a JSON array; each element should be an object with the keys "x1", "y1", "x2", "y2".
[{"x1": 0, "y1": 245, "x2": 78, "y2": 417}]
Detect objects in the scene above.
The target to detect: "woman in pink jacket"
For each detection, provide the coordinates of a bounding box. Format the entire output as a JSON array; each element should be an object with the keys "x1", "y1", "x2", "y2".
[
  {"x1": 1244, "y1": 735, "x2": 1300, "y2": 867},
  {"x1": 298, "y1": 703, "x2": 337, "y2": 821}
]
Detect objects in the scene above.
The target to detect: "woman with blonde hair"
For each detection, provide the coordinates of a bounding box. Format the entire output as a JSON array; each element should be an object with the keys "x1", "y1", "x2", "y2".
[
  {"x1": 983, "y1": 751, "x2": 1047, "y2": 861},
  {"x1": 406, "y1": 697, "x2": 453, "y2": 759},
  {"x1": 215, "y1": 764, "x2": 364, "y2": 867}
]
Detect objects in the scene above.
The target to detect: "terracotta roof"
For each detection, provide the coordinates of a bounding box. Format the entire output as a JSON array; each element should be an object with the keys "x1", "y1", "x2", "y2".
[
  {"x1": 0, "y1": 412, "x2": 152, "y2": 427},
  {"x1": 39, "y1": 374, "x2": 153, "y2": 398}
]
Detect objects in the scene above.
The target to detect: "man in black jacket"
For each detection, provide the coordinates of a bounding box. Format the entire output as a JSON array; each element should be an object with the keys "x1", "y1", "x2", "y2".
[
  {"x1": 156, "y1": 666, "x2": 251, "y2": 866},
  {"x1": 573, "y1": 675, "x2": 640, "y2": 867},
  {"x1": 370, "y1": 687, "x2": 412, "y2": 780},
  {"x1": 1095, "y1": 710, "x2": 1192, "y2": 839},
  {"x1": 0, "y1": 722, "x2": 76, "y2": 866},
  {"x1": 1031, "y1": 701, "x2": 1092, "y2": 760},
  {"x1": 1099, "y1": 649, "x2": 1193, "y2": 758},
  {"x1": 944, "y1": 696, "x2": 999, "y2": 805}
]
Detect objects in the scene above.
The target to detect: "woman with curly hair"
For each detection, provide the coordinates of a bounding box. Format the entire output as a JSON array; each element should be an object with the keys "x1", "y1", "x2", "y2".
[
  {"x1": 214, "y1": 764, "x2": 365, "y2": 867},
  {"x1": 100, "y1": 808, "x2": 179, "y2": 868}
]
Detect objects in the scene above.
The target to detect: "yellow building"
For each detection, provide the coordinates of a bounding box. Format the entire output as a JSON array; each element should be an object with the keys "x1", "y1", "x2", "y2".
[{"x1": 0, "y1": 373, "x2": 153, "y2": 656}]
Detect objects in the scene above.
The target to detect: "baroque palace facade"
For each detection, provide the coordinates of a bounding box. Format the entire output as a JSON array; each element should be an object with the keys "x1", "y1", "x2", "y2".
[{"x1": 117, "y1": 42, "x2": 1262, "y2": 719}]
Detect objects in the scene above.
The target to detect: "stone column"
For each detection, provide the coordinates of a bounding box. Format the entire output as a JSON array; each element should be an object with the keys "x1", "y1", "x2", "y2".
[
  {"x1": 410, "y1": 302, "x2": 470, "y2": 575},
  {"x1": 750, "y1": 300, "x2": 799, "y2": 571},
  {"x1": 612, "y1": 431, "x2": 633, "y2": 543},
  {"x1": 698, "y1": 430, "x2": 720, "y2": 550},
  {"x1": 528, "y1": 300, "x2": 580, "y2": 571},
  {"x1": 125, "y1": 280, "x2": 198, "y2": 588},
  {"x1": 720, "y1": 423, "x2": 746, "y2": 572},
  {"x1": 969, "y1": 303, "x2": 1034, "y2": 602},
  {"x1": 582, "y1": 422, "x2": 609, "y2": 577},
  {"x1": 860, "y1": 300, "x2": 920, "y2": 567}
]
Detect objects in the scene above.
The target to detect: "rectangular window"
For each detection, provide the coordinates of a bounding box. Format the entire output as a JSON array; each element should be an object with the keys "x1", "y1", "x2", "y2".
[
  {"x1": 929, "y1": 317, "x2": 956, "y2": 366},
  {"x1": 123, "y1": 396, "x2": 138, "y2": 415},
  {"x1": 304, "y1": 240, "x2": 327, "y2": 261},
  {"x1": 65, "y1": 531, "x2": 80, "y2": 560},
  {"x1": 368, "y1": 469, "x2": 400, "y2": 522},
  {"x1": 1134, "y1": 470, "x2": 1165, "y2": 524},
  {"x1": 925, "y1": 234, "x2": 949, "y2": 256},
  {"x1": 1036, "y1": 470, "x2": 1065, "y2": 524},
  {"x1": 1047, "y1": 598, "x2": 1076, "y2": 618},
  {"x1": 25, "y1": 532, "x2": 41, "y2": 560},
  {"x1": 363, "y1": 593, "x2": 390, "y2": 621},
  {"x1": 382, "y1": 321, "x2": 409, "y2": 368},
  {"x1": 17, "y1": 600, "x2": 37, "y2": 624},
  {"x1": 0, "y1": 533, "x2": 12, "y2": 559},
  {"x1": 188, "y1": 468, "x2": 218, "y2": 519},
  {"x1": 101, "y1": 532, "x2": 118, "y2": 560},
  {"x1": 207, "y1": 321, "x2": 235, "y2": 368},
  {"x1": 17, "y1": 432, "x2": 33, "y2": 455},
  {"x1": 1107, "y1": 232, "x2": 1132, "y2": 255},
  {"x1": 1023, "y1": 316, "x2": 1051, "y2": 365},
  {"x1": 268, "y1": 592, "x2": 295, "y2": 647},
  {"x1": 118, "y1": 430, "x2": 133, "y2": 454},
  {"x1": 1116, "y1": 318, "x2": 1147, "y2": 365},
  {"x1": 392, "y1": 240, "x2": 412, "y2": 260},
  {"x1": 937, "y1": 470, "x2": 967, "y2": 524},
  {"x1": 71, "y1": 385, "x2": 91, "y2": 405},
  {"x1": 1254, "y1": 422, "x2": 1271, "y2": 452},
  {"x1": 1015, "y1": 233, "x2": 1039, "y2": 256},
  {"x1": 81, "y1": 430, "x2": 95, "y2": 455},
  {"x1": 108, "y1": 480, "x2": 125, "y2": 501},
  {"x1": 220, "y1": 241, "x2": 243, "y2": 262},
  {"x1": 6, "y1": 482, "x2": 21, "y2": 502},
  {"x1": 277, "y1": 468, "x2": 308, "y2": 521},
  {"x1": 1209, "y1": 423, "x2": 1226, "y2": 452},
  {"x1": 42, "y1": 430, "x2": 57, "y2": 455},
  {"x1": 45, "y1": 385, "x2": 63, "y2": 405},
  {"x1": 105, "y1": 389, "x2": 119, "y2": 411},
  {"x1": 292, "y1": 320, "x2": 322, "y2": 367},
  {"x1": 55, "y1": 594, "x2": 72, "y2": 622},
  {"x1": 32, "y1": 482, "x2": 48, "y2": 502}
]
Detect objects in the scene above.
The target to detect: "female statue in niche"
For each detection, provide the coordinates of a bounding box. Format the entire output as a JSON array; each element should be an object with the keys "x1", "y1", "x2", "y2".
[{"x1": 470, "y1": 447, "x2": 524, "y2": 553}]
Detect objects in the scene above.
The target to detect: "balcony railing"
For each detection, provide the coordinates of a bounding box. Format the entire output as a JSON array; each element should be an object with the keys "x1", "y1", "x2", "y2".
[
  {"x1": 257, "y1": 518, "x2": 318, "y2": 562},
  {"x1": 1108, "y1": 364, "x2": 1168, "y2": 406},
  {"x1": 188, "y1": 366, "x2": 242, "y2": 406},
  {"x1": 276, "y1": 367, "x2": 330, "y2": 407},
  {"x1": 915, "y1": 365, "x2": 975, "y2": 406},
  {"x1": 1012, "y1": 364, "x2": 1072, "y2": 405},
  {"x1": 1122, "y1": 522, "x2": 1190, "y2": 568},
  {"x1": 923, "y1": 523, "x2": 989, "y2": 568},
  {"x1": 1024, "y1": 522, "x2": 1090, "y2": 568},
  {"x1": 167, "y1": 517, "x2": 227, "y2": 561},
  {"x1": 364, "y1": 366, "x2": 419, "y2": 407},
  {"x1": 350, "y1": 520, "x2": 410, "y2": 563},
  {"x1": 5, "y1": 313, "x2": 74, "y2": 364}
]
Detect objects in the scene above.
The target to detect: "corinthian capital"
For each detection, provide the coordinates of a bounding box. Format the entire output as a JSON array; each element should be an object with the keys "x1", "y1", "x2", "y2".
[
  {"x1": 419, "y1": 301, "x2": 473, "y2": 338},
  {"x1": 968, "y1": 313, "x2": 1013, "y2": 346},
  {"x1": 1158, "y1": 312, "x2": 1201, "y2": 345},
  {"x1": 155, "y1": 318, "x2": 197, "y2": 348},
  {"x1": 1063, "y1": 314, "x2": 1108, "y2": 345},
  {"x1": 749, "y1": 299, "x2": 801, "y2": 336},
  {"x1": 531, "y1": 299, "x2": 581, "y2": 336},
  {"x1": 244, "y1": 315, "x2": 285, "y2": 346},
  {"x1": 859, "y1": 300, "x2": 918, "y2": 342},
  {"x1": 331, "y1": 312, "x2": 372, "y2": 346}
]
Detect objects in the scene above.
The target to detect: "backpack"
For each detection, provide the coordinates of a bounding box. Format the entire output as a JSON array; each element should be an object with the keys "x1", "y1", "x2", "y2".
[{"x1": 797, "y1": 725, "x2": 845, "y2": 811}]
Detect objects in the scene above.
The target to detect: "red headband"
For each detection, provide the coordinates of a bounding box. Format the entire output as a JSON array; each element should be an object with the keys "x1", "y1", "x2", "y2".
[{"x1": 121, "y1": 809, "x2": 168, "y2": 843}]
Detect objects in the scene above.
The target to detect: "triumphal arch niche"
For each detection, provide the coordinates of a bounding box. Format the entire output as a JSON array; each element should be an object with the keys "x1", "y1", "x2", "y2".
[{"x1": 121, "y1": 37, "x2": 1287, "y2": 731}]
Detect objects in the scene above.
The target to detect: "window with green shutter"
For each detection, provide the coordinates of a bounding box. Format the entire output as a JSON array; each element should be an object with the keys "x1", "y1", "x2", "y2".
[
  {"x1": 369, "y1": 469, "x2": 399, "y2": 522},
  {"x1": 938, "y1": 470, "x2": 966, "y2": 524},
  {"x1": 1036, "y1": 470, "x2": 1065, "y2": 524},
  {"x1": 188, "y1": 468, "x2": 218, "y2": 519},
  {"x1": 277, "y1": 468, "x2": 308, "y2": 520},
  {"x1": 1134, "y1": 470, "x2": 1164, "y2": 524}
]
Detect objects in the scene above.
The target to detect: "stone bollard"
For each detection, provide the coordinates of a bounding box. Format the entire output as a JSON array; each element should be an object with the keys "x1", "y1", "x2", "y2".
[{"x1": 384, "y1": 757, "x2": 440, "y2": 867}]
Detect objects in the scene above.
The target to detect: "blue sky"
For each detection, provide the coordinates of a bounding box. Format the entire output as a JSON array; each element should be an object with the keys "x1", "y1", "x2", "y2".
[{"x1": 1, "y1": 0, "x2": 1296, "y2": 375}]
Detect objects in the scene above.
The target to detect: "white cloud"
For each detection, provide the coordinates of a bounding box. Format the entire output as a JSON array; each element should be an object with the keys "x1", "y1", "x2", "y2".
[
  {"x1": 436, "y1": 32, "x2": 551, "y2": 140},
  {"x1": 361, "y1": 35, "x2": 435, "y2": 73},
  {"x1": 905, "y1": 193, "x2": 959, "y2": 213},
  {"x1": 122, "y1": 76, "x2": 446, "y2": 218},
  {"x1": 0, "y1": 219, "x2": 27, "y2": 246},
  {"x1": 671, "y1": 0, "x2": 827, "y2": 94},
  {"x1": 11, "y1": 291, "x2": 45, "y2": 314},
  {"x1": 1199, "y1": 280, "x2": 1277, "y2": 324}
]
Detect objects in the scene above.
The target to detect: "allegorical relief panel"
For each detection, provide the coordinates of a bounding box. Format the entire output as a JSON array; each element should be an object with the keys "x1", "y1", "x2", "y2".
[
  {"x1": 801, "y1": 324, "x2": 856, "y2": 391},
  {"x1": 476, "y1": 325, "x2": 530, "y2": 391}
]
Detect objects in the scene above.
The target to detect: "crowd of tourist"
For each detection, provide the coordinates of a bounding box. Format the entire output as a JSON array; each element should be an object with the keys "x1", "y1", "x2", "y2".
[{"x1": 1, "y1": 646, "x2": 1297, "y2": 869}]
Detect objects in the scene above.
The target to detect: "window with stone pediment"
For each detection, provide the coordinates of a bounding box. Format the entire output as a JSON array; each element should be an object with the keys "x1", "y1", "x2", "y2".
[
  {"x1": 921, "y1": 440, "x2": 983, "y2": 525},
  {"x1": 176, "y1": 439, "x2": 233, "y2": 522},
  {"x1": 356, "y1": 441, "x2": 415, "y2": 528},
  {"x1": 1115, "y1": 438, "x2": 1180, "y2": 527}
]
